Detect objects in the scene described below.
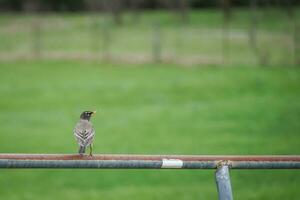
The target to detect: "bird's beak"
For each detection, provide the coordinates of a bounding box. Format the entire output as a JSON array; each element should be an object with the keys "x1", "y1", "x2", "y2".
[{"x1": 92, "y1": 111, "x2": 97, "y2": 115}]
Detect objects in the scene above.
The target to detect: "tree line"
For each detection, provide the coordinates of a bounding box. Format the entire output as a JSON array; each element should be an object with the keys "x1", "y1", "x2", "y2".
[{"x1": 1, "y1": 0, "x2": 299, "y2": 12}]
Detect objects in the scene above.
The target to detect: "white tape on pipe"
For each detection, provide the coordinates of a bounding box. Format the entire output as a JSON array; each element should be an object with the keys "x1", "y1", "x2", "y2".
[{"x1": 161, "y1": 159, "x2": 183, "y2": 168}]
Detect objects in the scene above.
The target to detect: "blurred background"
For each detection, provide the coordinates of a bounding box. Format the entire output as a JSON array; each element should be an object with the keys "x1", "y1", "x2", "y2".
[{"x1": 0, "y1": 0, "x2": 300, "y2": 199}]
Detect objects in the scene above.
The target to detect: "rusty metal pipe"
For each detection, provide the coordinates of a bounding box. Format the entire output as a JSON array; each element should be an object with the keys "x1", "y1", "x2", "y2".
[
  {"x1": 0, "y1": 154, "x2": 299, "y2": 169},
  {"x1": 0, "y1": 154, "x2": 299, "y2": 161}
]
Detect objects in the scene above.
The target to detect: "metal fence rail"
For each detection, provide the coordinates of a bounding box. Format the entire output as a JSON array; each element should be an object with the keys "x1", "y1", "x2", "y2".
[
  {"x1": 0, "y1": 154, "x2": 299, "y2": 169},
  {"x1": 1, "y1": 154, "x2": 300, "y2": 200}
]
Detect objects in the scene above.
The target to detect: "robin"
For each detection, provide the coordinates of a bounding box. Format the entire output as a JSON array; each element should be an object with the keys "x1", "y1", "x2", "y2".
[{"x1": 73, "y1": 111, "x2": 96, "y2": 156}]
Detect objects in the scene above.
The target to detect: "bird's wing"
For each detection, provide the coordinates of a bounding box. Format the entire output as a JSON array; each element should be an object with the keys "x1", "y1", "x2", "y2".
[
  {"x1": 73, "y1": 125, "x2": 85, "y2": 146},
  {"x1": 73, "y1": 122, "x2": 95, "y2": 147},
  {"x1": 85, "y1": 127, "x2": 95, "y2": 146}
]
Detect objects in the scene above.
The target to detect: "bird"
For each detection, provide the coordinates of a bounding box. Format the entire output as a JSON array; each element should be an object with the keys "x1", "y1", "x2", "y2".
[{"x1": 73, "y1": 111, "x2": 96, "y2": 156}]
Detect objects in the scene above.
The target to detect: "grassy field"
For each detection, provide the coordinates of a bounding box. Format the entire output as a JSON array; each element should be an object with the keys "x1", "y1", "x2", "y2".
[{"x1": 0, "y1": 60, "x2": 300, "y2": 199}]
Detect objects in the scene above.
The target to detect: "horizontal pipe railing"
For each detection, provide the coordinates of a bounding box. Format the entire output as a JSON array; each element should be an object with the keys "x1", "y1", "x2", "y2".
[
  {"x1": 1, "y1": 154, "x2": 299, "y2": 200},
  {"x1": 0, "y1": 154, "x2": 299, "y2": 169}
]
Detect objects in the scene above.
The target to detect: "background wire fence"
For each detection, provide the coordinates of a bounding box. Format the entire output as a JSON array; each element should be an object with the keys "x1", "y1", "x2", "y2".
[{"x1": 0, "y1": 1, "x2": 299, "y2": 66}]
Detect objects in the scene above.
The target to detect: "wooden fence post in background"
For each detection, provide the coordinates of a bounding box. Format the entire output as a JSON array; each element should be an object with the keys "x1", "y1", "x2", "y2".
[
  {"x1": 24, "y1": 0, "x2": 42, "y2": 58},
  {"x1": 32, "y1": 16, "x2": 42, "y2": 58},
  {"x1": 249, "y1": 0, "x2": 258, "y2": 64},
  {"x1": 175, "y1": 24, "x2": 184, "y2": 65},
  {"x1": 285, "y1": 0, "x2": 300, "y2": 67},
  {"x1": 259, "y1": 0, "x2": 271, "y2": 67},
  {"x1": 86, "y1": 0, "x2": 102, "y2": 58},
  {"x1": 90, "y1": 14, "x2": 100, "y2": 56},
  {"x1": 221, "y1": 0, "x2": 231, "y2": 65},
  {"x1": 101, "y1": 18, "x2": 111, "y2": 60},
  {"x1": 295, "y1": 24, "x2": 300, "y2": 66},
  {"x1": 152, "y1": 22, "x2": 162, "y2": 63}
]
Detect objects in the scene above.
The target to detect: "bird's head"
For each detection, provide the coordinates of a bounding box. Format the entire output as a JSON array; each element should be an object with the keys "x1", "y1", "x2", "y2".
[{"x1": 80, "y1": 111, "x2": 96, "y2": 121}]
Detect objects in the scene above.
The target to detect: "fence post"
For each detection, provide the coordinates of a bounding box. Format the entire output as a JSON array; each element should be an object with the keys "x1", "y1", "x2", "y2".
[
  {"x1": 295, "y1": 24, "x2": 300, "y2": 66},
  {"x1": 152, "y1": 22, "x2": 162, "y2": 63},
  {"x1": 101, "y1": 17, "x2": 111, "y2": 60},
  {"x1": 221, "y1": 0, "x2": 231, "y2": 65},
  {"x1": 32, "y1": 16, "x2": 42, "y2": 58},
  {"x1": 249, "y1": 0, "x2": 258, "y2": 63},
  {"x1": 215, "y1": 162, "x2": 233, "y2": 200},
  {"x1": 90, "y1": 14, "x2": 99, "y2": 55}
]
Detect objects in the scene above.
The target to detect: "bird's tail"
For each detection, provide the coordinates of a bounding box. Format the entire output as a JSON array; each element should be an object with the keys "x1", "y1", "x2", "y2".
[{"x1": 78, "y1": 146, "x2": 85, "y2": 155}]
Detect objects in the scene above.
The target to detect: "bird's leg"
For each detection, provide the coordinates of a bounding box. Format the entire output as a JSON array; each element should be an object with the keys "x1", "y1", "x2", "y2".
[{"x1": 89, "y1": 144, "x2": 93, "y2": 157}]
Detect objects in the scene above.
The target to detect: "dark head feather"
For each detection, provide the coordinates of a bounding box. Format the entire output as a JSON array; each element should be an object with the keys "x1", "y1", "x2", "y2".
[{"x1": 80, "y1": 111, "x2": 95, "y2": 121}]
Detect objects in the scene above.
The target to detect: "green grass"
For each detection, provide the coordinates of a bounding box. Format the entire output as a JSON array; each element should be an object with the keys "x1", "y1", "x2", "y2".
[{"x1": 0, "y1": 60, "x2": 300, "y2": 199}]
